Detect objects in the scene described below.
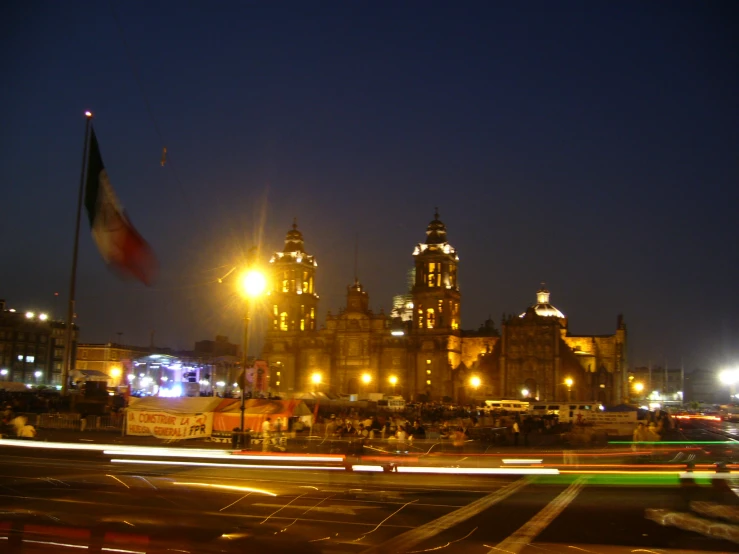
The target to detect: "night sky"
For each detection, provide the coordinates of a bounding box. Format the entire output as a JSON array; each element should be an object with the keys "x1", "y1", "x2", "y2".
[{"x1": 1, "y1": 1, "x2": 737, "y2": 371}]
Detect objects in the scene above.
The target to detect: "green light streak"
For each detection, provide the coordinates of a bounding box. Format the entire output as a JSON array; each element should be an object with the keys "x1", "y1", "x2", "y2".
[{"x1": 609, "y1": 441, "x2": 736, "y2": 445}]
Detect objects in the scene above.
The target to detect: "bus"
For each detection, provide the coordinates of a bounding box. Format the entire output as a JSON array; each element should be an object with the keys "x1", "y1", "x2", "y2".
[{"x1": 480, "y1": 400, "x2": 530, "y2": 414}]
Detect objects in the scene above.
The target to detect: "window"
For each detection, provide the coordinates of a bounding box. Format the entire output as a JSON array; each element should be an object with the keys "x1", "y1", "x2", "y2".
[
  {"x1": 273, "y1": 305, "x2": 278, "y2": 316},
  {"x1": 26, "y1": 355, "x2": 34, "y2": 363},
  {"x1": 426, "y1": 308, "x2": 435, "y2": 329},
  {"x1": 280, "y1": 312, "x2": 288, "y2": 331},
  {"x1": 426, "y1": 379, "x2": 431, "y2": 385},
  {"x1": 426, "y1": 369, "x2": 431, "y2": 375},
  {"x1": 300, "y1": 319, "x2": 305, "y2": 331}
]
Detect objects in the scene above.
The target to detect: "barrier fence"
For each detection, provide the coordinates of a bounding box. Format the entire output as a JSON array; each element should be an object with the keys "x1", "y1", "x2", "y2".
[{"x1": 14, "y1": 413, "x2": 124, "y2": 431}]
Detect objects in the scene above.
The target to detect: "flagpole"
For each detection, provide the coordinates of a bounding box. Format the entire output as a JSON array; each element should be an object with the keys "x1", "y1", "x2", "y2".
[{"x1": 62, "y1": 111, "x2": 93, "y2": 396}]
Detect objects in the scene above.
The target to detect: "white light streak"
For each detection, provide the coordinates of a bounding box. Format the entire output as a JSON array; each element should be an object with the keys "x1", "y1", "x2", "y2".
[
  {"x1": 111, "y1": 459, "x2": 344, "y2": 471},
  {"x1": 396, "y1": 467, "x2": 558, "y2": 475}
]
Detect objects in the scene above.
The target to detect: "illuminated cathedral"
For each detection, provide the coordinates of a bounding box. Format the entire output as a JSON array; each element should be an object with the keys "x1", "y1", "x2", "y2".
[{"x1": 260, "y1": 213, "x2": 627, "y2": 404}]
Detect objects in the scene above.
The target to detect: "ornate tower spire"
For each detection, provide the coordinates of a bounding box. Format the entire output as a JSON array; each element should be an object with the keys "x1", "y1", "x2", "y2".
[
  {"x1": 411, "y1": 210, "x2": 460, "y2": 332},
  {"x1": 268, "y1": 220, "x2": 318, "y2": 333}
]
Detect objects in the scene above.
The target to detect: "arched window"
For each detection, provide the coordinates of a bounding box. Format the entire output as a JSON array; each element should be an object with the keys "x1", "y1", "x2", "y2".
[
  {"x1": 426, "y1": 308, "x2": 436, "y2": 329},
  {"x1": 280, "y1": 312, "x2": 288, "y2": 331}
]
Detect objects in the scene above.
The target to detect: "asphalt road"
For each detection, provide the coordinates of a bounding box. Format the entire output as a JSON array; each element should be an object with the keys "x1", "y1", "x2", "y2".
[{"x1": 1, "y1": 441, "x2": 739, "y2": 554}]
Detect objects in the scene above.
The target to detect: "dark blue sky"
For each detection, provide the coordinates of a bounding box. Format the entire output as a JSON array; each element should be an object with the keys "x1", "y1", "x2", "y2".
[{"x1": 1, "y1": 1, "x2": 737, "y2": 370}]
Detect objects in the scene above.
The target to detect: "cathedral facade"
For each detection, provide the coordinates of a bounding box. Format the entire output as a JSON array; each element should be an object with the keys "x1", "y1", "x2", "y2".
[{"x1": 260, "y1": 213, "x2": 627, "y2": 405}]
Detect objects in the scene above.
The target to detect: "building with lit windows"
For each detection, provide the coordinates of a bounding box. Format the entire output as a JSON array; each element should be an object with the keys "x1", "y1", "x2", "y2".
[
  {"x1": 0, "y1": 299, "x2": 78, "y2": 386},
  {"x1": 261, "y1": 213, "x2": 497, "y2": 401},
  {"x1": 259, "y1": 211, "x2": 628, "y2": 404}
]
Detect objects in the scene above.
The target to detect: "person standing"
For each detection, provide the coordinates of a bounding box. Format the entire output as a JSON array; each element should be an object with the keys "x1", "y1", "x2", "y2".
[{"x1": 512, "y1": 419, "x2": 520, "y2": 446}]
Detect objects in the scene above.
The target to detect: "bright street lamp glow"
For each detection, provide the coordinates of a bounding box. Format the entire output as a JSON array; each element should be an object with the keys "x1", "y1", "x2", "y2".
[
  {"x1": 564, "y1": 377, "x2": 574, "y2": 388},
  {"x1": 521, "y1": 388, "x2": 529, "y2": 397},
  {"x1": 0, "y1": 369, "x2": 8, "y2": 376},
  {"x1": 389, "y1": 375, "x2": 398, "y2": 385},
  {"x1": 127, "y1": 374, "x2": 135, "y2": 382},
  {"x1": 109, "y1": 367, "x2": 121, "y2": 378},
  {"x1": 633, "y1": 382, "x2": 645, "y2": 393},
  {"x1": 239, "y1": 269, "x2": 267, "y2": 298},
  {"x1": 719, "y1": 369, "x2": 739, "y2": 386},
  {"x1": 38, "y1": 313, "x2": 48, "y2": 321},
  {"x1": 470, "y1": 376, "x2": 481, "y2": 389},
  {"x1": 34, "y1": 371, "x2": 42, "y2": 378},
  {"x1": 311, "y1": 372, "x2": 322, "y2": 384},
  {"x1": 25, "y1": 312, "x2": 34, "y2": 319},
  {"x1": 361, "y1": 373, "x2": 372, "y2": 384}
]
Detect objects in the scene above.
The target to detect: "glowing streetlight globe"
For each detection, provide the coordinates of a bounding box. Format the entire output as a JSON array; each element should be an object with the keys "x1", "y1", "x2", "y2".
[
  {"x1": 389, "y1": 375, "x2": 398, "y2": 386},
  {"x1": 109, "y1": 367, "x2": 122, "y2": 378},
  {"x1": 633, "y1": 382, "x2": 644, "y2": 393},
  {"x1": 564, "y1": 377, "x2": 574, "y2": 388},
  {"x1": 470, "y1": 376, "x2": 481, "y2": 389},
  {"x1": 719, "y1": 369, "x2": 739, "y2": 386},
  {"x1": 239, "y1": 269, "x2": 267, "y2": 298},
  {"x1": 361, "y1": 373, "x2": 372, "y2": 384},
  {"x1": 311, "y1": 372, "x2": 322, "y2": 385},
  {"x1": 521, "y1": 388, "x2": 529, "y2": 397}
]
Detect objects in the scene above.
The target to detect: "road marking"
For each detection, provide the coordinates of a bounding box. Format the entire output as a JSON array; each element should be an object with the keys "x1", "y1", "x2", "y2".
[
  {"x1": 489, "y1": 477, "x2": 586, "y2": 554},
  {"x1": 361, "y1": 477, "x2": 531, "y2": 554}
]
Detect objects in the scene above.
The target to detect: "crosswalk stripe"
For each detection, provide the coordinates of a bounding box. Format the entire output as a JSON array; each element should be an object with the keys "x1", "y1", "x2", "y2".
[
  {"x1": 362, "y1": 477, "x2": 531, "y2": 554},
  {"x1": 490, "y1": 477, "x2": 587, "y2": 554}
]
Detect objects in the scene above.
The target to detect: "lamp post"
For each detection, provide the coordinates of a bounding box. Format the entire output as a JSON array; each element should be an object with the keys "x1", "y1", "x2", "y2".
[
  {"x1": 469, "y1": 375, "x2": 481, "y2": 404},
  {"x1": 311, "y1": 372, "x2": 322, "y2": 394},
  {"x1": 238, "y1": 263, "x2": 267, "y2": 434},
  {"x1": 361, "y1": 373, "x2": 372, "y2": 399},
  {"x1": 720, "y1": 370, "x2": 739, "y2": 403},
  {"x1": 389, "y1": 375, "x2": 398, "y2": 396},
  {"x1": 633, "y1": 381, "x2": 645, "y2": 404},
  {"x1": 564, "y1": 377, "x2": 574, "y2": 402}
]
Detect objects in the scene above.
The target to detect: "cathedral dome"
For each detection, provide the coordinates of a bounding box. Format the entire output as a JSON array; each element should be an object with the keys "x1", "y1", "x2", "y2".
[
  {"x1": 520, "y1": 284, "x2": 565, "y2": 319},
  {"x1": 283, "y1": 220, "x2": 304, "y2": 252},
  {"x1": 425, "y1": 208, "x2": 447, "y2": 245}
]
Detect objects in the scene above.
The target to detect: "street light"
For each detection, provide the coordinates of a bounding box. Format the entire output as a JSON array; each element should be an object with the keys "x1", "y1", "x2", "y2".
[
  {"x1": 237, "y1": 258, "x2": 267, "y2": 435},
  {"x1": 311, "y1": 372, "x2": 322, "y2": 393},
  {"x1": 521, "y1": 388, "x2": 529, "y2": 398},
  {"x1": 564, "y1": 377, "x2": 573, "y2": 402},
  {"x1": 470, "y1": 376, "x2": 481, "y2": 389},
  {"x1": 361, "y1": 373, "x2": 372, "y2": 398},
  {"x1": 389, "y1": 375, "x2": 398, "y2": 395}
]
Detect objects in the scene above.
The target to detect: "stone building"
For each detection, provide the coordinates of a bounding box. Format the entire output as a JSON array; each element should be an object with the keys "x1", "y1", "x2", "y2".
[
  {"x1": 260, "y1": 213, "x2": 497, "y2": 401},
  {"x1": 259, "y1": 214, "x2": 627, "y2": 404},
  {"x1": 473, "y1": 286, "x2": 627, "y2": 404}
]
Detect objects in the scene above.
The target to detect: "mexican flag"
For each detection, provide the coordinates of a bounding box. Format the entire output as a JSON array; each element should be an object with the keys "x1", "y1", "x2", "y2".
[{"x1": 84, "y1": 127, "x2": 158, "y2": 285}]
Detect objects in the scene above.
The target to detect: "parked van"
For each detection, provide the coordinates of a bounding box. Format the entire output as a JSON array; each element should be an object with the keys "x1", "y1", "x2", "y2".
[
  {"x1": 529, "y1": 402, "x2": 600, "y2": 422},
  {"x1": 481, "y1": 400, "x2": 529, "y2": 414},
  {"x1": 377, "y1": 396, "x2": 406, "y2": 412}
]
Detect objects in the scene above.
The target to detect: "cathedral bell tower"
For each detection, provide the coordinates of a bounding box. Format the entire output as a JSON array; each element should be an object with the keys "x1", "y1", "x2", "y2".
[
  {"x1": 267, "y1": 221, "x2": 318, "y2": 333},
  {"x1": 409, "y1": 210, "x2": 461, "y2": 401},
  {"x1": 411, "y1": 209, "x2": 460, "y2": 332}
]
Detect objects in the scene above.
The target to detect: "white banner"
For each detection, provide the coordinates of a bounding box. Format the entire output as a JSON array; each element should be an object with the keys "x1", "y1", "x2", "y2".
[
  {"x1": 580, "y1": 411, "x2": 637, "y2": 435},
  {"x1": 126, "y1": 410, "x2": 213, "y2": 439}
]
